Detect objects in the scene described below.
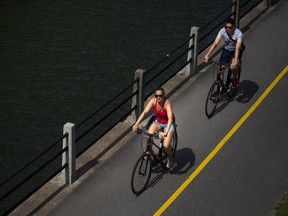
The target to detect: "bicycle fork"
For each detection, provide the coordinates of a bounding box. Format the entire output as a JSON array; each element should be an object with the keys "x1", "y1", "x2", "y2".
[{"x1": 138, "y1": 157, "x2": 149, "y2": 176}]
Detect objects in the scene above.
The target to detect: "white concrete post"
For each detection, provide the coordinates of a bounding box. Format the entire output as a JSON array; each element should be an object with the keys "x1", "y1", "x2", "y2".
[
  {"x1": 127, "y1": 69, "x2": 145, "y2": 123},
  {"x1": 186, "y1": 26, "x2": 199, "y2": 76},
  {"x1": 233, "y1": 0, "x2": 241, "y2": 28},
  {"x1": 134, "y1": 69, "x2": 145, "y2": 119},
  {"x1": 61, "y1": 122, "x2": 76, "y2": 185}
]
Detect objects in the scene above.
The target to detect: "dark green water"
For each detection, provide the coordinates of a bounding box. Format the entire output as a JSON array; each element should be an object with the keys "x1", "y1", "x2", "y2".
[
  {"x1": 0, "y1": 0, "x2": 229, "y2": 180},
  {"x1": 0, "y1": 0, "x2": 263, "y2": 213}
]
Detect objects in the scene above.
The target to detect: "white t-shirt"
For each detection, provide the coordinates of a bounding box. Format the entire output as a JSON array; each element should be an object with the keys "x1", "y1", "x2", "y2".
[{"x1": 218, "y1": 27, "x2": 243, "y2": 51}]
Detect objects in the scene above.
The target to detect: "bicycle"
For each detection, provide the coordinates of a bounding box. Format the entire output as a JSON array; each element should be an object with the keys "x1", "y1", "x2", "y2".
[
  {"x1": 130, "y1": 127, "x2": 178, "y2": 195},
  {"x1": 205, "y1": 59, "x2": 242, "y2": 118}
]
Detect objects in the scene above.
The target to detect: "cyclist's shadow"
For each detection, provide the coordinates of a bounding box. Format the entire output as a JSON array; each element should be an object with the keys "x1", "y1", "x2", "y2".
[
  {"x1": 148, "y1": 148, "x2": 195, "y2": 188},
  {"x1": 234, "y1": 80, "x2": 259, "y2": 103},
  {"x1": 171, "y1": 148, "x2": 196, "y2": 175},
  {"x1": 213, "y1": 79, "x2": 259, "y2": 116}
]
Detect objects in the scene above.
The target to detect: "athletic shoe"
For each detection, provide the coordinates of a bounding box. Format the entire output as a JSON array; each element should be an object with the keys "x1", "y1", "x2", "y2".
[{"x1": 166, "y1": 158, "x2": 174, "y2": 169}]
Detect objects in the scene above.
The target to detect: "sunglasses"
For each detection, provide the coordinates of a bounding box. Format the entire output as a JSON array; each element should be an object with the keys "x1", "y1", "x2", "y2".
[
  {"x1": 155, "y1": 94, "x2": 164, "y2": 98},
  {"x1": 225, "y1": 26, "x2": 233, "y2": 29}
]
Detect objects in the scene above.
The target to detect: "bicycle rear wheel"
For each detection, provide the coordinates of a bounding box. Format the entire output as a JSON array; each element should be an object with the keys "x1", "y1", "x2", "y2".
[
  {"x1": 171, "y1": 130, "x2": 178, "y2": 159},
  {"x1": 205, "y1": 82, "x2": 220, "y2": 118},
  {"x1": 131, "y1": 153, "x2": 152, "y2": 195}
]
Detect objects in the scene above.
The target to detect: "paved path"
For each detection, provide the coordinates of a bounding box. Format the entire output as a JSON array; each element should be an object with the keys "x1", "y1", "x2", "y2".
[{"x1": 49, "y1": 1, "x2": 288, "y2": 216}]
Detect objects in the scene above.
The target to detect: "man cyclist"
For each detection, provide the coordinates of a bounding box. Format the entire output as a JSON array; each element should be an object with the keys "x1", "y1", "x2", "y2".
[{"x1": 204, "y1": 18, "x2": 245, "y2": 93}]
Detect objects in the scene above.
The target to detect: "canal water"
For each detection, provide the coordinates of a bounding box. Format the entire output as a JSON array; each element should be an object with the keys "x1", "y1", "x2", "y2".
[
  {"x1": 1, "y1": 0, "x2": 233, "y2": 182},
  {"x1": 1, "y1": 0, "x2": 264, "y2": 212}
]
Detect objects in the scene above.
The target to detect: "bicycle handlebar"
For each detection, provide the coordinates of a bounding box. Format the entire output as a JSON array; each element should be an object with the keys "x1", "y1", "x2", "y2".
[
  {"x1": 208, "y1": 59, "x2": 220, "y2": 65},
  {"x1": 136, "y1": 128, "x2": 161, "y2": 139},
  {"x1": 208, "y1": 59, "x2": 231, "y2": 68}
]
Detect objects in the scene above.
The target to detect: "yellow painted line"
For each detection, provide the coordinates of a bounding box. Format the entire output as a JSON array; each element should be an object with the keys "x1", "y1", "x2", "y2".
[{"x1": 154, "y1": 65, "x2": 288, "y2": 216}]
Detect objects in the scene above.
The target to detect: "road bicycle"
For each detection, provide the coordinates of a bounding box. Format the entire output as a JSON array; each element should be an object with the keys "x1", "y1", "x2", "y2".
[
  {"x1": 205, "y1": 59, "x2": 242, "y2": 118},
  {"x1": 130, "y1": 127, "x2": 178, "y2": 195}
]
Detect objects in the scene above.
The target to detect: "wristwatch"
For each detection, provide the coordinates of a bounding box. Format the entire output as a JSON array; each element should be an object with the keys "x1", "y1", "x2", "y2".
[{"x1": 164, "y1": 132, "x2": 168, "y2": 137}]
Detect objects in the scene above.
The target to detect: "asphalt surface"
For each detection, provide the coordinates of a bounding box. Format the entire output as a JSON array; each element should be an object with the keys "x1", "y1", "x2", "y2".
[{"x1": 48, "y1": 1, "x2": 288, "y2": 216}]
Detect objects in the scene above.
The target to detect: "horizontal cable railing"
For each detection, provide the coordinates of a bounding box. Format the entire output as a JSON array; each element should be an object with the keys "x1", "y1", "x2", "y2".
[
  {"x1": 2, "y1": 165, "x2": 67, "y2": 216},
  {"x1": 75, "y1": 79, "x2": 139, "y2": 130},
  {"x1": 145, "y1": 34, "x2": 194, "y2": 76},
  {"x1": 144, "y1": 46, "x2": 193, "y2": 99},
  {"x1": 76, "y1": 90, "x2": 138, "y2": 157},
  {"x1": 0, "y1": 133, "x2": 68, "y2": 190},
  {"x1": 240, "y1": 0, "x2": 263, "y2": 18},
  {"x1": 200, "y1": 2, "x2": 234, "y2": 33},
  {"x1": 198, "y1": 2, "x2": 235, "y2": 54},
  {"x1": 145, "y1": 45, "x2": 192, "y2": 87},
  {"x1": 0, "y1": 147, "x2": 67, "y2": 203},
  {"x1": 0, "y1": 134, "x2": 68, "y2": 215},
  {"x1": 0, "y1": 1, "x2": 267, "y2": 214}
]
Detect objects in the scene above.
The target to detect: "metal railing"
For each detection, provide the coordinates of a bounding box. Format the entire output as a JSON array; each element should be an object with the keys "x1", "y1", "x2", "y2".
[{"x1": 0, "y1": 0, "x2": 266, "y2": 215}]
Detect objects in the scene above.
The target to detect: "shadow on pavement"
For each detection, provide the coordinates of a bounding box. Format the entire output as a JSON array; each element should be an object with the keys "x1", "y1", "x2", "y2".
[
  {"x1": 147, "y1": 148, "x2": 195, "y2": 190},
  {"x1": 171, "y1": 148, "x2": 196, "y2": 175},
  {"x1": 235, "y1": 80, "x2": 259, "y2": 103},
  {"x1": 209, "y1": 79, "x2": 259, "y2": 118}
]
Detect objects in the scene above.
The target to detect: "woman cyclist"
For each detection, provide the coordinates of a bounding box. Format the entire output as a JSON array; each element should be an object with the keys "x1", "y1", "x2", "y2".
[{"x1": 132, "y1": 87, "x2": 176, "y2": 169}]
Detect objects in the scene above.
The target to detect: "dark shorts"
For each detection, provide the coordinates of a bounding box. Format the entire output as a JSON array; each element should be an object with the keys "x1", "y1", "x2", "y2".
[{"x1": 219, "y1": 48, "x2": 244, "y2": 65}]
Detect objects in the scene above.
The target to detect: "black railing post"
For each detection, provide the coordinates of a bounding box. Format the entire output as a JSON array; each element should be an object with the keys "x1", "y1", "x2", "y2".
[{"x1": 61, "y1": 122, "x2": 76, "y2": 185}]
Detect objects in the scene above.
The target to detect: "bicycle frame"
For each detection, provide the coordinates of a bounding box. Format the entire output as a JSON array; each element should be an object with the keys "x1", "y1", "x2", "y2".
[
  {"x1": 141, "y1": 127, "x2": 178, "y2": 164},
  {"x1": 205, "y1": 59, "x2": 241, "y2": 118},
  {"x1": 211, "y1": 60, "x2": 231, "y2": 91},
  {"x1": 138, "y1": 129, "x2": 166, "y2": 164},
  {"x1": 131, "y1": 128, "x2": 178, "y2": 195},
  {"x1": 210, "y1": 59, "x2": 241, "y2": 96}
]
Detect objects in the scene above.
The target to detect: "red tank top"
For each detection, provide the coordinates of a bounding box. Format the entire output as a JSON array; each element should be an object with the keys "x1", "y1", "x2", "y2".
[{"x1": 153, "y1": 100, "x2": 175, "y2": 124}]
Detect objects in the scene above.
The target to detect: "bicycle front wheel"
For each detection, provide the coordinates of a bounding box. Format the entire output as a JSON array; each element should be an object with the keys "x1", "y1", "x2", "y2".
[
  {"x1": 205, "y1": 82, "x2": 219, "y2": 118},
  {"x1": 131, "y1": 153, "x2": 152, "y2": 195}
]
